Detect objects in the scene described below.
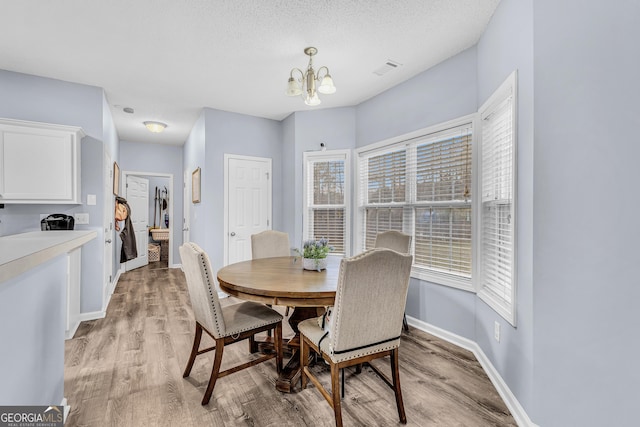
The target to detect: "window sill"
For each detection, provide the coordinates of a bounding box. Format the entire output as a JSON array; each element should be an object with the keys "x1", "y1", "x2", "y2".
[
  {"x1": 477, "y1": 287, "x2": 516, "y2": 326},
  {"x1": 410, "y1": 266, "x2": 475, "y2": 293}
]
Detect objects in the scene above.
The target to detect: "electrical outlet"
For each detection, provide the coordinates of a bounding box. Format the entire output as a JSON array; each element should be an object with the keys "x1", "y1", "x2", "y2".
[
  {"x1": 494, "y1": 321, "x2": 501, "y2": 342},
  {"x1": 75, "y1": 213, "x2": 89, "y2": 225}
]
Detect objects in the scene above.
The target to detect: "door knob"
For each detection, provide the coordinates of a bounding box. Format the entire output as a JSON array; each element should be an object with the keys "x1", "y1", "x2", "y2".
[
  {"x1": 183, "y1": 227, "x2": 189, "y2": 231},
  {"x1": 230, "y1": 232, "x2": 236, "y2": 236},
  {"x1": 105, "y1": 239, "x2": 112, "y2": 243}
]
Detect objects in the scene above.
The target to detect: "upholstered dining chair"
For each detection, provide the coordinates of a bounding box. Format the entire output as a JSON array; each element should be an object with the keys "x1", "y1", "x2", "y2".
[
  {"x1": 299, "y1": 249, "x2": 413, "y2": 427},
  {"x1": 374, "y1": 230, "x2": 412, "y2": 332},
  {"x1": 250, "y1": 229, "x2": 294, "y2": 336},
  {"x1": 179, "y1": 242, "x2": 283, "y2": 405},
  {"x1": 251, "y1": 230, "x2": 290, "y2": 259}
]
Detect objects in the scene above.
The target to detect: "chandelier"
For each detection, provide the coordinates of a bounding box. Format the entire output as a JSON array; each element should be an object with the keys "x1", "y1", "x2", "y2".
[{"x1": 286, "y1": 47, "x2": 336, "y2": 106}]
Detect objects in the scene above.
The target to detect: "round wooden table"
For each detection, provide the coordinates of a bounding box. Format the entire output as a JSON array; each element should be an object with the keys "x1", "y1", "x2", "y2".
[{"x1": 217, "y1": 256, "x2": 341, "y2": 392}]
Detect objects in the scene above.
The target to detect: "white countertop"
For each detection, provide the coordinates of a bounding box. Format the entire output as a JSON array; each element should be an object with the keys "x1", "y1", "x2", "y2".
[{"x1": 0, "y1": 230, "x2": 98, "y2": 283}]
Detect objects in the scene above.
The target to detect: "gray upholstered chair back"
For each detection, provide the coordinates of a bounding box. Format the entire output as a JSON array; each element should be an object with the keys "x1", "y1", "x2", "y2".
[
  {"x1": 374, "y1": 230, "x2": 412, "y2": 254},
  {"x1": 251, "y1": 230, "x2": 290, "y2": 259},
  {"x1": 179, "y1": 242, "x2": 226, "y2": 338},
  {"x1": 329, "y1": 249, "x2": 413, "y2": 353}
]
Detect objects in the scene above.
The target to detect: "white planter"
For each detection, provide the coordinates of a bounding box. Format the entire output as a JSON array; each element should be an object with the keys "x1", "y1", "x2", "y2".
[{"x1": 303, "y1": 257, "x2": 328, "y2": 271}]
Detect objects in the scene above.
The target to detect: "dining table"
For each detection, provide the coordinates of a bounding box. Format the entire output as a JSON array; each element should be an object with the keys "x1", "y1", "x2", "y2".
[{"x1": 217, "y1": 255, "x2": 341, "y2": 393}]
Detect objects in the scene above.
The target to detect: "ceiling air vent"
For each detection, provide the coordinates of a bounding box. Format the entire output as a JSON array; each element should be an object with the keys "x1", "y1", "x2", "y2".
[{"x1": 373, "y1": 60, "x2": 402, "y2": 76}]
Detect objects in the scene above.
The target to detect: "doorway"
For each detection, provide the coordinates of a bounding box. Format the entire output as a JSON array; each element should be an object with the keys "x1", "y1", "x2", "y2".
[
  {"x1": 121, "y1": 170, "x2": 175, "y2": 270},
  {"x1": 224, "y1": 154, "x2": 272, "y2": 265}
]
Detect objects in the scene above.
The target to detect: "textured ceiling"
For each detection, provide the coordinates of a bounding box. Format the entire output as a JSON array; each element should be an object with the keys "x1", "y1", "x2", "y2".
[{"x1": 0, "y1": 0, "x2": 500, "y2": 145}]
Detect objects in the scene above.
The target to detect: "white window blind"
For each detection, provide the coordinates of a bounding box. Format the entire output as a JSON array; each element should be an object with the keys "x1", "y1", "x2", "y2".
[
  {"x1": 303, "y1": 151, "x2": 350, "y2": 255},
  {"x1": 414, "y1": 129, "x2": 472, "y2": 277},
  {"x1": 358, "y1": 121, "x2": 473, "y2": 288},
  {"x1": 478, "y1": 71, "x2": 517, "y2": 325}
]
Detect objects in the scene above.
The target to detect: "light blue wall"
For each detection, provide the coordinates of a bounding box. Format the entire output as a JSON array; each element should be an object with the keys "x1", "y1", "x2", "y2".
[
  {"x1": 532, "y1": 1, "x2": 640, "y2": 425},
  {"x1": 182, "y1": 112, "x2": 207, "y2": 255},
  {"x1": 0, "y1": 256, "x2": 67, "y2": 405},
  {"x1": 281, "y1": 114, "x2": 296, "y2": 243},
  {"x1": 356, "y1": 47, "x2": 478, "y2": 148},
  {"x1": 476, "y1": 0, "x2": 534, "y2": 415},
  {"x1": 355, "y1": 48, "x2": 479, "y2": 341},
  {"x1": 119, "y1": 141, "x2": 184, "y2": 265},
  {"x1": 0, "y1": 69, "x2": 108, "y2": 314},
  {"x1": 287, "y1": 107, "x2": 357, "y2": 248},
  {"x1": 102, "y1": 93, "x2": 120, "y2": 282},
  {"x1": 202, "y1": 108, "x2": 282, "y2": 273},
  {"x1": 146, "y1": 176, "x2": 171, "y2": 228}
]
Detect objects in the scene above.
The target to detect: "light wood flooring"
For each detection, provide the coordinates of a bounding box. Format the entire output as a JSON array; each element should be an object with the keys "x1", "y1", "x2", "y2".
[{"x1": 64, "y1": 266, "x2": 516, "y2": 426}]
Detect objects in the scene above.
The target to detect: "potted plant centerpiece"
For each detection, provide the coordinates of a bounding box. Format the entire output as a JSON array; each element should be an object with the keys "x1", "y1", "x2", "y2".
[{"x1": 295, "y1": 238, "x2": 334, "y2": 271}]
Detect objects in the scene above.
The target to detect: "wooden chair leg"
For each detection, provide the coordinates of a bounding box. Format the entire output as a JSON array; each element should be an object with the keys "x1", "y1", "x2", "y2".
[
  {"x1": 202, "y1": 338, "x2": 225, "y2": 405},
  {"x1": 183, "y1": 323, "x2": 203, "y2": 378},
  {"x1": 248, "y1": 334, "x2": 258, "y2": 353},
  {"x1": 402, "y1": 313, "x2": 409, "y2": 333},
  {"x1": 300, "y1": 335, "x2": 309, "y2": 390},
  {"x1": 274, "y1": 322, "x2": 283, "y2": 374},
  {"x1": 331, "y1": 363, "x2": 344, "y2": 427},
  {"x1": 390, "y1": 348, "x2": 407, "y2": 424}
]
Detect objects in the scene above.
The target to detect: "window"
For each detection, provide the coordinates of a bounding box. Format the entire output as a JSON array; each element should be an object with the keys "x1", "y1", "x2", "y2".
[
  {"x1": 357, "y1": 118, "x2": 475, "y2": 290},
  {"x1": 303, "y1": 150, "x2": 350, "y2": 255},
  {"x1": 478, "y1": 71, "x2": 517, "y2": 325}
]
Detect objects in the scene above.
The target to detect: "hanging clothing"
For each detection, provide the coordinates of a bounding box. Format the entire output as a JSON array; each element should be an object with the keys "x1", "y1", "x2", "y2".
[{"x1": 115, "y1": 196, "x2": 138, "y2": 262}]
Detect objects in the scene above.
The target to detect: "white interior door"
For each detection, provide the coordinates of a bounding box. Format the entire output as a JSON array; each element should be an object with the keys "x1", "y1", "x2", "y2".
[
  {"x1": 183, "y1": 170, "x2": 190, "y2": 244},
  {"x1": 103, "y1": 150, "x2": 114, "y2": 302},
  {"x1": 226, "y1": 155, "x2": 271, "y2": 265},
  {"x1": 125, "y1": 175, "x2": 150, "y2": 271}
]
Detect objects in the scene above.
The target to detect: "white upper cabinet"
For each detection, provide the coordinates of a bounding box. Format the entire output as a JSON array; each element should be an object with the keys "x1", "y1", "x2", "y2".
[{"x1": 0, "y1": 118, "x2": 85, "y2": 204}]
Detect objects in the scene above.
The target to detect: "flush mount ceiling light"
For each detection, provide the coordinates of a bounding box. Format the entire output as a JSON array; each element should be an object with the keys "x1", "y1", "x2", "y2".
[
  {"x1": 143, "y1": 121, "x2": 167, "y2": 133},
  {"x1": 286, "y1": 47, "x2": 336, "y2": 106}
]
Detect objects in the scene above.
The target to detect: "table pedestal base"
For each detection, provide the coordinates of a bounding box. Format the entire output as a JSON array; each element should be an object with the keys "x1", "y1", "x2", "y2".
[{"x1": 251, "y1": 306, "x2": 321, "y2": 393}]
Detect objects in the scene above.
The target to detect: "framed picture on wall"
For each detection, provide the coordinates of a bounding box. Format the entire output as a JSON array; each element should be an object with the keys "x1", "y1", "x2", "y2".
[
  {"x1": 113, "y1": 161, "x2": 120, "y2": 195},
  {"x1": 192, "y1": 167, "x2": 201, "y2": 203}
]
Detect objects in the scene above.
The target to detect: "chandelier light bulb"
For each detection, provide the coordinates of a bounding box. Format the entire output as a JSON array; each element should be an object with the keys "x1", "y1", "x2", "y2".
[
  {"x1": 318, "y1": 75, "x2": 336, "y2": 94},
  {"x1": 305, "y1": 92, "x2": 321, "y2": 106}
]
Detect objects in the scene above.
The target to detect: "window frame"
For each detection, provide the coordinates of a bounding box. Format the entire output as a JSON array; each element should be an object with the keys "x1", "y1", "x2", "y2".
[
  {"x1": 302, "y1": 149, "x2": 351, "y2": 257},
  {"x1": 355, "y1": 114, "x2": 479, "y2": 292},
  {"x1": 477, "y1": 70, "x2": 518, "y2": 326}
]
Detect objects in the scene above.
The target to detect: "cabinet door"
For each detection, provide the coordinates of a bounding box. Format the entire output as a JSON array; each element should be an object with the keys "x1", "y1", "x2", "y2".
[{"x1": 0, "y1": 121, "x2": 81, "y2": 203}]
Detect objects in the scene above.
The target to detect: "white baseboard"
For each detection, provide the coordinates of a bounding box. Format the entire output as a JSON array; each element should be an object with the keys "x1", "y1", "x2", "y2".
[
  {"x1": 61, "y1": 397, "x2": 69, "y2": 424},
  {"x1": 77, "y1": 310, "x2": 105, "y2": 322},
  {"x1": 405, "y1": 315, "x2": 538, "y2": 427},
  {"x1": 101, "y1": 268, "x2": 122, "y2": 313},
  {"x1": 64, "y1": 321, "x2": 80, "y2": 340}
]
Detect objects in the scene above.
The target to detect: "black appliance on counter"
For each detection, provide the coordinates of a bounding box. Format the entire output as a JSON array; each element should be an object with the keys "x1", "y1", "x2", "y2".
[{"x1": 41, "y1": 214, "x2": 75, "y2": 230}]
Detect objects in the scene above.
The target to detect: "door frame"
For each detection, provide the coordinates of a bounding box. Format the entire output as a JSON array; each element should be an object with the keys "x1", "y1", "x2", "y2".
[
  {"x1": 122, "y1": 170, "x2": 175, "y2": 268},
  {"x1": 124, "y1": 174, "x2": 150, "y2": 271},
  {"x1": 183, "y1": 169, "x2": 190, "y2": 244},
  {"x1": 103, "y1": 149, "x2": 114, "y2": 306},
  {"x1": 223, "y1": 154, "x2": 272, "y2": 266}
]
